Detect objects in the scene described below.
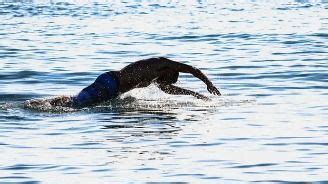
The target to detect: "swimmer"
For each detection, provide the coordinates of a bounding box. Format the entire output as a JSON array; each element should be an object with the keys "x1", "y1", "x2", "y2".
[{"x1": 25, "y1": 57, "x2": 221, "y2": 108}]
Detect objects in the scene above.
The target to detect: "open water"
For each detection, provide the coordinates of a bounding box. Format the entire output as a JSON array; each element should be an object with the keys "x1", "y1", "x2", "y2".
[{"x1": 0, "y1": 0, "x2": 327, "y2": 183}]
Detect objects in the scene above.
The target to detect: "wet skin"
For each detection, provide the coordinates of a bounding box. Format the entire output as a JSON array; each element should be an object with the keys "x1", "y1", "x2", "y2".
[{"x1": 112, "y1": 57, "x2": 221, "y2": 98}]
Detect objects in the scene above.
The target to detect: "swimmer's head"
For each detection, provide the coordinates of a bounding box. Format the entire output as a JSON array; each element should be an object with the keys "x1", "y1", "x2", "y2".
[{"x1": 156, "y1": 72, "x2": 179, "y2": 85}]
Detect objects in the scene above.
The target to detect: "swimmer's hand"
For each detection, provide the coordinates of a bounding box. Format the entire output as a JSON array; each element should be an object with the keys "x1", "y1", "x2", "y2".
[{"x1": 207, "y1": 83, "x2": 221, "y2": 96}]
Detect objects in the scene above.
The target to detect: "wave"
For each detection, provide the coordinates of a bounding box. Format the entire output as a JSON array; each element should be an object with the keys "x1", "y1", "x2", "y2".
[{"x1": 2, "y1": 91, "x2": 254, "y2": 113}]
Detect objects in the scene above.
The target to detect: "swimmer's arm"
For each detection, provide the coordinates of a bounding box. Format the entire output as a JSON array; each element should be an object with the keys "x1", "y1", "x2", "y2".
[
  {"x1": 158, "y1": 84, "x2": 210, "y2": 101},
  {"x1": 160, "y1": 57, "x2": 221, "y2": 96},
  {"x1": 179, "y1": 66, "x2": 221, "y2": 96}
]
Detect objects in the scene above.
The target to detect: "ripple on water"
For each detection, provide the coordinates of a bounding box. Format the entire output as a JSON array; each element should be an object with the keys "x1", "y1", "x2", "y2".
[
  {"x1": 0, "y1": 0, "x2": 328, "y2": 182},
  {"x1": 229, "y1": 163, "x2": 278, "y2": 169},
  {"x1": 0, "y1": 176, "x2": 39, "y2": 184}
]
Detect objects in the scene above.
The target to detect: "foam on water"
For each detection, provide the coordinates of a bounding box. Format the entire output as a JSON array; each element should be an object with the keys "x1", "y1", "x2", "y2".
[{"x1": 13, "y1": 84, "x2": 253, "y2": 113}]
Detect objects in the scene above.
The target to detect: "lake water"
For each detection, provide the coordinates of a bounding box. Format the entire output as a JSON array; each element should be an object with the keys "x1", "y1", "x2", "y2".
[{"x1": 0, "y1": 0, "x2": 327, "y2": 183}]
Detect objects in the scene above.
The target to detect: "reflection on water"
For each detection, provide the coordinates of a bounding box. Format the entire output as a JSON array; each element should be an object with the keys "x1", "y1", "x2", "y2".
[{"x1": 0, "y1": 0, "x2": 328, "y2": 182}]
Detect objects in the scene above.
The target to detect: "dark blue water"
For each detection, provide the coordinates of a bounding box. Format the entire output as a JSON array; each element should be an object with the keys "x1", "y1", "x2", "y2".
[{"x1": 0, "y1": 0, "x2": 327, "y2": 182}]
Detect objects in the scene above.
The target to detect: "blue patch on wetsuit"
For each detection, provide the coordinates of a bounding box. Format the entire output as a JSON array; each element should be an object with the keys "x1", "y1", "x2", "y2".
[{"x1": 72, "y1": 72, "x2": 118, "y2": 107}]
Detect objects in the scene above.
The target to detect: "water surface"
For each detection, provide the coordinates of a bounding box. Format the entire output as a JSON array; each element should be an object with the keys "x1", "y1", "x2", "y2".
[{"x1": 0, "y1": 0, "x2": 327, "y2": 182}]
